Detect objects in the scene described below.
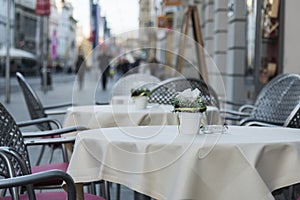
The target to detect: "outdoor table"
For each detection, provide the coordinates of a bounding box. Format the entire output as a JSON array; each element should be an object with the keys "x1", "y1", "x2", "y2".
[
  {"x1": 67, "y1": 125, "x2": 300, "y2": 200},
  {"x1": 110, "y1": 95, "x2": 131, "y2": 104},
  {"x1": 63, "y1": 104, "x2": 222, "y2": 134}
]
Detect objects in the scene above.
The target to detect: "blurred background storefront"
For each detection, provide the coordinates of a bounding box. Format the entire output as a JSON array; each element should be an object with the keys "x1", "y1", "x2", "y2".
[
  {"x1": 0, "y1": 0, "x2": 299, "y2": 106},
  {"x1": 139, "y1": 0, "x2": 297, "y2": 107}
]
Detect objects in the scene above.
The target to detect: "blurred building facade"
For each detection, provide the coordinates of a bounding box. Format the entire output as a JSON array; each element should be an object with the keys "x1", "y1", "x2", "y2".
[
  {"x1": 56, "y1": 1, "x2": 77, "y2": 70},
  {"x1": 14, "y1": 0, "x2": 37, "y2": 53},
  {"x1": 0, "y1": 0, "x2": 79, "y2": 74},
  {"x1": 140, "y1": 0, "x2": 294, "y2": 106},
  {"x1": 0, "y1": 0, "x2": 15, "y2": 50}
]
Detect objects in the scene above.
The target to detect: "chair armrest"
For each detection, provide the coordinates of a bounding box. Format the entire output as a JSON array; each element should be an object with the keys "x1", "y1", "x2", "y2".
[
  {"x1": 220, "y1": 109, "x2": 251, "y2": 117},
  {"x1": 0, "y1": 170, "x2": 76, "y2": 199},
  {"x1": 45, "y1": 109, "x2": 68, "y2": 115},
  {"x1": 240, "y1": 117, "x2": 283, "y2": 126},
  {"x1": 220, "y1": 110, "x2": 252, "y2": 123},
  {"x1": 43, "y1": 102, "x2": 73, "y2": 110},
  {"x1": 242, "y1": 121, "x2": 282, "y2": 127},
  {"x1": 22, "y1": 126, "x2": 88, "y2": 138},
  {"x1": 238, "y1": 104, "x2": 256, "y2": 113},
  {"x1": 17, "y1": 118, "x2": 62, "y2": 129},
  {"x1": 0, "y1": 147, "x2": 76, "y2": 200},
  {"x1": 25, "y1": 137, "x2": 76, "y2": 146},
  {"x1": 44, "y1": 102, "x2": 74, "y2": 115},
  {"x1": 221, "y1": 115, "x2": 243, "y2": 122}
]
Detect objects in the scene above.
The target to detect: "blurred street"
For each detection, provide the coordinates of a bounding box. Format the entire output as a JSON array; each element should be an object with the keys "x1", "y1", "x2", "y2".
[{"x1": 0, "y1": 68, "x2": 112, "y2": 121}]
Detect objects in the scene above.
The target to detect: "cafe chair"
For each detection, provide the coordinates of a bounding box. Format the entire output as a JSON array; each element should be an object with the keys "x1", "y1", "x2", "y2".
[
  {"x1": 220, "y1": 73, "x2": 289, "y2": 121},
  {"x1": 148, "y1": 77, "x2": 220, "y2": 108},
  {"x1": 0, "y1": 103, "x2": 108, "y2": 199},
  {"x1": 222, "y1": 73, "x2": 300, "y2": 126},
  {"x1": 0, "y1": 146, "x2": 105, "y2": 200},
  {"x1": 16, "y1": 72, "x2": 73, "y2": 119},
  {"x1": 0, "y1": 169, "x2": 77, "y2": 200},
  {"x1": 220, "y1": 73, "x2": 289, "y2": 111},
  {"x1": 243, "y1": 101, "x2": 300, "y2": 128},
  {"x1": 16, "y1": 72, "x2": 75, "y2": 165},
  {"x1": 284, "y1": 103, "x2": 300, "y2": 128},
  {"x1": 0, "y1": 102, "x2": 81, "y2": 191}
]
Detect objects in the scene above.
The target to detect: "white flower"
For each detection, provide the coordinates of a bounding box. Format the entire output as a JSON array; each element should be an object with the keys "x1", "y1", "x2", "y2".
[
  {"x1": 176, "y1": 88, "x2": 201, "y2": 102},
  {"x1": 171, "y1": 88, "x2": 206, "y2": 113}
]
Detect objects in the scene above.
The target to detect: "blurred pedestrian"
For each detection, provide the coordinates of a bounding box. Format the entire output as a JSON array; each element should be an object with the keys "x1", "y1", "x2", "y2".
[
  {"x1": 98, "y1": 51, "x2": 112, "y2": 90},
  {"x1": 76, "y1": 53, "x2": 86, "y2": 90},
  {"x1": 116, "y1": 58, "x2": 131, "y2": 76}
]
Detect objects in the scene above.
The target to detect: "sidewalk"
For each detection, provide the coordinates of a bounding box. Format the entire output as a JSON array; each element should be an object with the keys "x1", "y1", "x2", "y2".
[{"x1": 0, "y1": 69, "x2": 112, "y2": 122}]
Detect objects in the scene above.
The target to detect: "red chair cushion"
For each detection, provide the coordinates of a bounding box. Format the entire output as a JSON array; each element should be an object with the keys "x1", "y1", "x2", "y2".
[{"x1": 31, "y1": 162, "x2": 69, "y2": 186}]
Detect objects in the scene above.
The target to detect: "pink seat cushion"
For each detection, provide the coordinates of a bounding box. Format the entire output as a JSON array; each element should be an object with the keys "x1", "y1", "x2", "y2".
[
  {"x1": 0, "y1": 192, "x2": 105, "y2": 200},
  {"x1": 31, "y1": 162, "x2": 69, "y2": 186}
]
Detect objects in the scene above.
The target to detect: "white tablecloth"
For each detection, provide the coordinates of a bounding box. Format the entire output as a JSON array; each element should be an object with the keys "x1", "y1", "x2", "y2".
[
  {"x1": 67, "y1": 125, "x2": 300, "y2": 200},
  {"x1": 63, "y1": 104, "x2": 221, "y2": 131}
]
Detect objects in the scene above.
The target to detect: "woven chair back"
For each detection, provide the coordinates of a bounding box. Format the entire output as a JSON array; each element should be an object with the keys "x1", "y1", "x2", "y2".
[
  {"x1": 0, "y1": 103, "x2": 32, "y2": 176},
  {"x1": 148, "y1": 77, "x2": 220, "y2": 108},
  {"x1": 16, "y1": 72, "x2": 51, "y2": 131},
  {"x1": 250, "y1": 74, "x2": 300, "y2": 125},
  {"x1": 284, "y1": 102, "x2": 300, "y2": 128}
]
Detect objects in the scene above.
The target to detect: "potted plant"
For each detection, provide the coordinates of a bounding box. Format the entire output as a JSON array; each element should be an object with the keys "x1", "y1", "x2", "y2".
[
  {"x1": 171, "y1": 88, "x2": 207, "y2": 134},
  {"x1": 131, "y1": 88, "x2": 151, "y2": 109}
]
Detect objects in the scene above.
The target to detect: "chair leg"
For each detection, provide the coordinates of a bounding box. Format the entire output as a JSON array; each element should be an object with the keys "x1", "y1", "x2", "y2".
[
  {"x1": 0, "y1": 188, "x2": 7, "y2": 197},
  {"x1": 35, "y1": 145, "x2": 46, "y2": 166},
  {"x1": 105, "y1": 181, "x2": 111, "y2": 200},
  {"x1": 60, "y1": 143, "x2": 68, "y2": 162},
  {"x1": 47, "y1": 143, "x2": 68, "y2": 164},
  {"x1": 48, "y1": 144, "x2": 55, "y2": 163},
  {"x1": 89, "y1": 182, "x2": 96, "y2": 195},
  {"x1": 116, "y1": 183, "x2": 120, "y2": 200}
]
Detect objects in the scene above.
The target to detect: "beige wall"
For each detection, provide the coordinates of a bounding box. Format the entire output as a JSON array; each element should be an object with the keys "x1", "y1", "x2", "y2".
[{"x1": 284, "y1": 0, "x2": 300, "y2": 74}]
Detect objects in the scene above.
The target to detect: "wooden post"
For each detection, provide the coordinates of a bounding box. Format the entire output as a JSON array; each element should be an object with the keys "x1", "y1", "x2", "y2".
[
  {"x1": 176, "y1": 6, "x2": 208, "y2": 83},
  {"x1": 191, "y1": 6, "x2": 208, "y2": 83},
  {"x1": 177, "y1": 8, "x2": 191, "y2": 74}
]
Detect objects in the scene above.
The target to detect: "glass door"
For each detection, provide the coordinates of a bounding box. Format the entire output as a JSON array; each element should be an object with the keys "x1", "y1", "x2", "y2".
[{"x1": 246, "y1": 0, "x2": 284, "y2": 98}]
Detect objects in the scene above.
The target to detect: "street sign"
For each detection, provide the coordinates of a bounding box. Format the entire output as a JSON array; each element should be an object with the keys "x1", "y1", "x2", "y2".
[
  {"x1": 165, "y1": 0, "x2": 181, "y2": 6},
  {"x1": 35, "y1": 0, "x2": 51, "y2": 16},
  {"x1": 157, "y1": 16, "x2": 168, "y2": 28}
]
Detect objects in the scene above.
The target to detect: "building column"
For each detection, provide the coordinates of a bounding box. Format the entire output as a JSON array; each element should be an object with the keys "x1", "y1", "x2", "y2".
[
  {"x1": 211, "y1": 0, "x2": 228, "y2": 99},
  {"x1": 225, "y1": 0, "x2": 247, "y2": 108},
  {"x1": 203, "y1": 0, "x2": 214, "y2": 57}
]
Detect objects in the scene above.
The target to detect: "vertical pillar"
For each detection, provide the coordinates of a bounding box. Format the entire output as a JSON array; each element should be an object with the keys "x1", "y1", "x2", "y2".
[
  {"x1": 203, "y1": 0, "x2": 214, "y2": 57},
  {"x1": 213, "y1": 0, "x2": 228, "y2": 73},
  {"x1": 5, "y1": 0, "x2": 11, "y2": 103},
  {"x1": 225, "y1": 0, "x2": 247, "y2": 108},
  {"x1": 212, "y1": 0, "x2": 228, "y2": 99}
]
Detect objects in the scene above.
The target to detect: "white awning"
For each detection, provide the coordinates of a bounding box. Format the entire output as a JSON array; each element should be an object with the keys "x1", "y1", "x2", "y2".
[{"x1": 0, "y1": 47, "x2": 36, "y2": 60}]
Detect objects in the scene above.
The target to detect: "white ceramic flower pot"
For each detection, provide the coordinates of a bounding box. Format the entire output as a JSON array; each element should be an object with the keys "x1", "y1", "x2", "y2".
[
  {"x1": 178, "y1": 112, "x2": 206, "y2": 134},
  {"x1": 134, "y1": 96, "x2": 148, "y2": 109}
]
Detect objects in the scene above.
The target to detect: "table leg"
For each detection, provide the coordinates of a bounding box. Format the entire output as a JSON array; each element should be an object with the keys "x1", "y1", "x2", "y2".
[{"x1": 76, "y1": 183, "x2": 84, "y2": 200}]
